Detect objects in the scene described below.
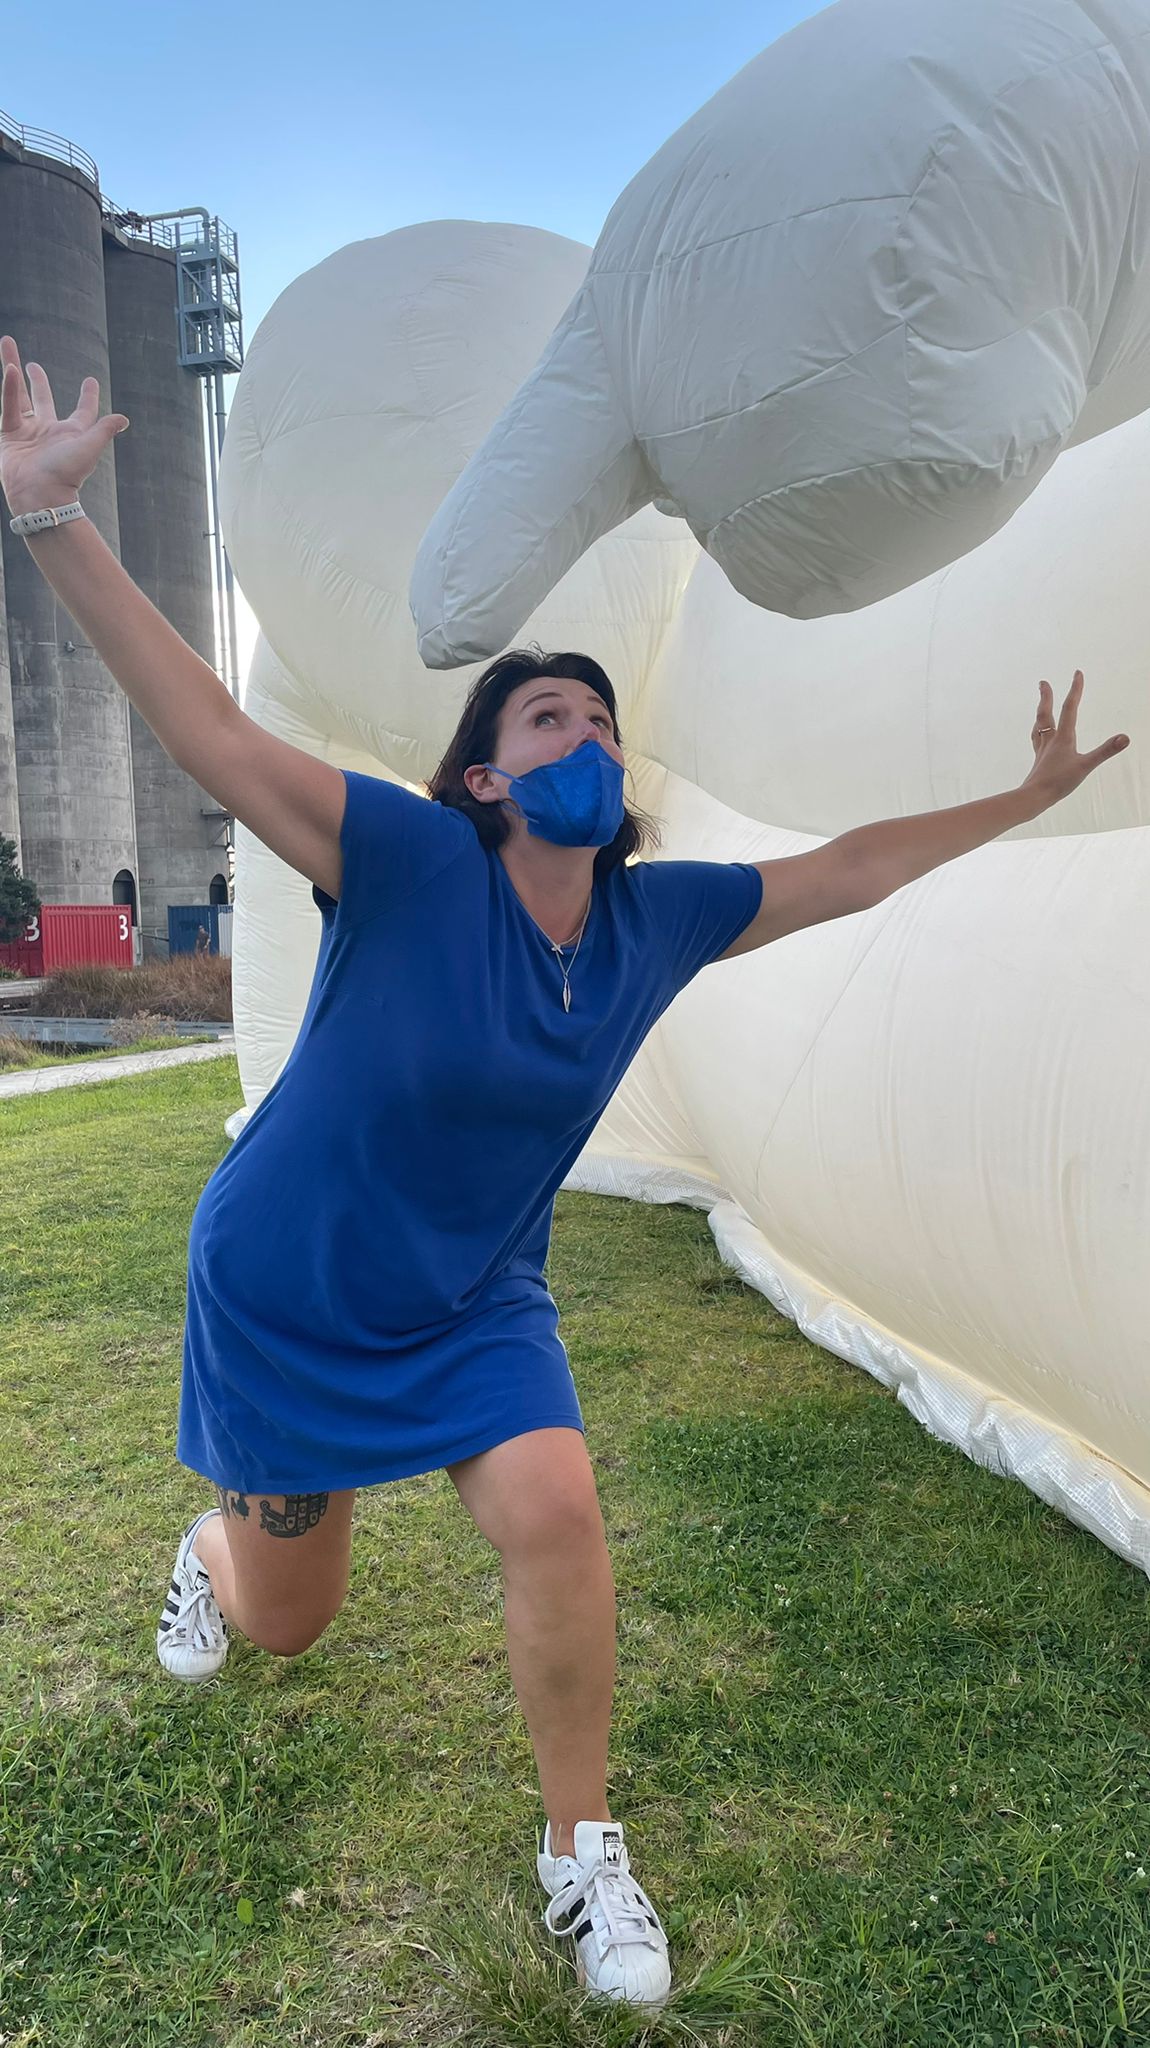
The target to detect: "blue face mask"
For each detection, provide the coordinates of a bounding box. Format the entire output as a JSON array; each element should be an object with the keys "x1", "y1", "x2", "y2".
[{"x1": 483, "y1": 737, "x2": 626, "y2": 848}]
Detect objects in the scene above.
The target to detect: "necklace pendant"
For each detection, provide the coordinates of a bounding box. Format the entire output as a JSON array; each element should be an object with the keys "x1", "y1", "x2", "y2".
[{"x1": 563, "y1": 982, "x2": 571, "y2": 1012}]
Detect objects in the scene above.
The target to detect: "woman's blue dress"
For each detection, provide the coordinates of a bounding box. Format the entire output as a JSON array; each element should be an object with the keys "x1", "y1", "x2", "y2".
[{"x1": 178, "y1": 770, "x2": 763, "y2": 1492}]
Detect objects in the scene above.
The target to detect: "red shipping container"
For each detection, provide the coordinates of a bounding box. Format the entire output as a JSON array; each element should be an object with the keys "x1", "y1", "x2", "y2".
[{"x1": 0, "y1": 904, "x2": 134, "y2": 975}]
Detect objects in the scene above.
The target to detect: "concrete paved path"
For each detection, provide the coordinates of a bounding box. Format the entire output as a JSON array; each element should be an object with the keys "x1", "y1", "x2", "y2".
[{"x1": 0, "y1": 1036, "x2": 236, "y2": 1100}]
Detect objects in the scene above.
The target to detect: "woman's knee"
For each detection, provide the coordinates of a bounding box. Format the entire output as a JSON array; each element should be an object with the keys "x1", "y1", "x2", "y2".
[
  {"x1": 243, "y1": 1601, "x2": 344, "y2": 1658},
  {"x1": 213, "y1": 1485, "x2": 356, "y2": 1655},
  {"x1": 448, "y1": 1429, "x2": 605, "y2": 1562}
]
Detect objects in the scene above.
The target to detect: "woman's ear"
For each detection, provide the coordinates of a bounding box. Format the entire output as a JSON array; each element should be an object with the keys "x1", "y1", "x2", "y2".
[{"x1": 463, "y1": 762, "x2": 498, "y2": 804}]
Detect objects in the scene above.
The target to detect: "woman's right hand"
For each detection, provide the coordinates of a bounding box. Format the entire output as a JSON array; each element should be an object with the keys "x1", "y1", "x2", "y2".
[{"x1": 0, "y1": 334, "x2": 129, "y2": 518}]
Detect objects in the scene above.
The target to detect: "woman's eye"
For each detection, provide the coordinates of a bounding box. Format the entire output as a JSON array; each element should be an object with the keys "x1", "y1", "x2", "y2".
[{"x1": 532, "y1": 707, "x2": 612, "y2": 731}]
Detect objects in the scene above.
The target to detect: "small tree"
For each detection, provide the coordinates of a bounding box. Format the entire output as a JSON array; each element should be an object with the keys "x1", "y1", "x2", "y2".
[{"x1": 0, "y1": 833, "x2": 41, "y2": 946}]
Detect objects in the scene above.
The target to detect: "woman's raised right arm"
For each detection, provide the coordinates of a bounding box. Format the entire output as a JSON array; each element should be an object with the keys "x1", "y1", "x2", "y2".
[{"x1": 0, "y1": 337, "x2": 345, "y2": 900}]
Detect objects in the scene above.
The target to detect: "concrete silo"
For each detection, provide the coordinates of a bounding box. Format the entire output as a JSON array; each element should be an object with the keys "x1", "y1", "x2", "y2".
[
  {"x1": 0, "y1": 110, "x2": 244, "y2": 958},
  {"x1": 0, "y1": 542, "x2": 19, "y2": 855},
  {"x1": 0, "y1": 124, "x2": 139, "y2": 916},
  {"x1": 104, "y1": 225, "x2": 229, "y2": 950}
]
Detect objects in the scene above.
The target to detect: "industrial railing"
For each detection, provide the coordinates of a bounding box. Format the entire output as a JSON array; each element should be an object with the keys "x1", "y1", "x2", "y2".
[
  {"x1": 99, "y1": 203, "x2": 238, "y2": 267},
  {"x1": 0, "y1": 107, "x2": 99, "y2": 186},
  {"x1": 101, "y1": 203, "x2": 182, "y2": 248},
  {"x1": 0, "y1": 108, "x2": 238, "y2": 268}
]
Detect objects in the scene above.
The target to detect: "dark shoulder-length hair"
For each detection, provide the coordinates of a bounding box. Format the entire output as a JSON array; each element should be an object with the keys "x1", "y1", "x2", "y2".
[{"x1": 425, "y1": 646, "x2": 661, "y2": 877}]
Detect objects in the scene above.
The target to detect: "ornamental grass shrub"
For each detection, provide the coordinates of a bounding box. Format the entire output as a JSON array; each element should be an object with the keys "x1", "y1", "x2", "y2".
[{"x1": 37, "y1": 953, "x2": 232, "y2": 1022}]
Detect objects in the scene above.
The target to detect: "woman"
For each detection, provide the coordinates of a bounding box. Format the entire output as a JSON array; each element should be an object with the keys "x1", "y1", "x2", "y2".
[{"x1": 0, "y1": 335, "x2": 1129, "y2": 2014}]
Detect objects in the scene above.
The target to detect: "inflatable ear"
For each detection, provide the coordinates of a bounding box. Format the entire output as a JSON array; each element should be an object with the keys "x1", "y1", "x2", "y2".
[
  {"x1": 411, "y1": 0, "x2": 1150, "y2": 668},
  {"x1": 410, "y1": 291, "x2": 654, "y2": 668}
]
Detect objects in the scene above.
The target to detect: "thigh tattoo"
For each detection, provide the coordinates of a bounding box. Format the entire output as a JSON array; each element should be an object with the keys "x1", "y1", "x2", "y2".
[
  {"x1": 261, "y1": 1494, "x2": 331, "y2": 1538},
  {"x1": 214, "y1": 1487, "x2": 330, "y2": 1537}
]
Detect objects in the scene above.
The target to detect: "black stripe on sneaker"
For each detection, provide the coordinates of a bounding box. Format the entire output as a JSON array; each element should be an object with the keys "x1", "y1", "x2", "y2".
[
  {"x1": 573, "y1": 1919, "x2": 593, "y2": 1942},
  {"x1": 158, "y1": 1617, "x2": 172, "y2": 1632}
]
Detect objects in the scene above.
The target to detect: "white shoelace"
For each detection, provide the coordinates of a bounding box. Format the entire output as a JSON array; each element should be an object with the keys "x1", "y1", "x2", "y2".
[
  {"x1": 544, "y1": 1856, "x2": 664, "y2": 1953},
  {"x1": 172, "y1": 1574, "x2": 224, "y2": 1654}
]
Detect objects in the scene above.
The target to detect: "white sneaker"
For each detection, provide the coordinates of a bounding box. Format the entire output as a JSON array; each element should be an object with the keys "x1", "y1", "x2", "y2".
[
  {"x1": 156, "y1": 1508, "x2": 229, "y2": 1682},
  {"x1": 538, "y1": 1818, "x2": 672, "y2": 2011}
]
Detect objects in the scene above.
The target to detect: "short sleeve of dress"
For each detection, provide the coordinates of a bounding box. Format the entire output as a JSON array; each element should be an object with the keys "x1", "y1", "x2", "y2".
[
  {"x1": 311, "y1": 769, "x2": 473, "y2": 934},
  {"x1": 633, "y1": 858, "x2": 763, "y2": 995}
]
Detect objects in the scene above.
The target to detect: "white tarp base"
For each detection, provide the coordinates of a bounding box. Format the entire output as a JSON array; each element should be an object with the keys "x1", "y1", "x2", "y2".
[{"x1": 564, "y1": 1151, "x2": 1150, "y2": 1581}]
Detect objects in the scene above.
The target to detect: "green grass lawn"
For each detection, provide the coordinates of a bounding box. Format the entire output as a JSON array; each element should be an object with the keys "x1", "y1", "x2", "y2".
[{"x1": 2, "y1": 1059, "x2": 1149, "y2": 2047}]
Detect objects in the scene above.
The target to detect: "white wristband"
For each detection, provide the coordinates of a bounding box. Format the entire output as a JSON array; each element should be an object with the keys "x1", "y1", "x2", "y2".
[{"x1": 9, "y1": 500, "x2": 86, "y2": 538}]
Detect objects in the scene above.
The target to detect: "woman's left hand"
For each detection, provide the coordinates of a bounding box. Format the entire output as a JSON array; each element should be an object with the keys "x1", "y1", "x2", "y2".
[{"x1": 1020, "y1": 670, "x2": 1130, "y2": 806}]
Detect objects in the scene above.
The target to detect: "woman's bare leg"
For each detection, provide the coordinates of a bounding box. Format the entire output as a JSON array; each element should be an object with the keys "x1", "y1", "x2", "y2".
[
  {"x1": 447, "y1": 1429, "x2": 616, "y2": 1858},
  {"x1": 190, "y1": 1488, "x2": 357, "y2": 1656}
]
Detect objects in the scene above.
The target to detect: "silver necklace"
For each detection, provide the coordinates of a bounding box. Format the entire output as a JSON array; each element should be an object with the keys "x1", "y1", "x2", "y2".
[{"x1": 541, "y1": 897, "x2": 592, "y2": 1012}]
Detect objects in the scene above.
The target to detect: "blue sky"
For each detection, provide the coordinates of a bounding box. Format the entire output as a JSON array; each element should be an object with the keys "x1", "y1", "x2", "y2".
[{"x1": 6, "y1": 0, "x2": 817, "y2": 670}]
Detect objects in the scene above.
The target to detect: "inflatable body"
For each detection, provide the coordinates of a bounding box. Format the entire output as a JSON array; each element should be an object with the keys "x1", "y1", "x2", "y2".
[
  {"x1": 220, "y1": 220, "x2": 1149, "y2": 1579},
  {"x1": 411, "y1": 0, "x2": 1150, "y2": 665}
]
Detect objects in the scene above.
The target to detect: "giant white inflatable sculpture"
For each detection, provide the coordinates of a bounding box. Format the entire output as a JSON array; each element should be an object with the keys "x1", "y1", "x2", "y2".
[
  {"x1": 219, "y1": 16, "x2": 1150, "y2": 1577},
  {"x1": 412, "y1": 0, "x2": 1150, "y2": 662}
]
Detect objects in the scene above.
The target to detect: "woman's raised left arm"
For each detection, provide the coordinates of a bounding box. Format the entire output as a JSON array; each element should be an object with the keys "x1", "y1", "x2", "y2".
[
  {"x1": 828, "y1": 669, "x2": 1128, "y2": 905},
  {"x1": 717, "y1": 670, "x2": 1130, "y2": 958}
]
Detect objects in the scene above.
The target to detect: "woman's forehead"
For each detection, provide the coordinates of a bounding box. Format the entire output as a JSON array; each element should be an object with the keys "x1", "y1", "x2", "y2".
[{"x1": 507, "y1": 676, "x2": 612, "y2": 714}]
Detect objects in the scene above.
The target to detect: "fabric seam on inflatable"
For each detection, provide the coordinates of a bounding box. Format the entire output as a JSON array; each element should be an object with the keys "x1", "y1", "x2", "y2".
[
  {"x1": 702, "y1": 452, "x2": 1043, "y2": 552},
  {"x1": 638, "y1": 325, "x2": 905, "y2": 444},
  {"x1": 592, "y1": 196, "x2": 913, "y2": 278},
  {"x1": 746, "y1": 907, "x2": 899, "y2": 1189}
]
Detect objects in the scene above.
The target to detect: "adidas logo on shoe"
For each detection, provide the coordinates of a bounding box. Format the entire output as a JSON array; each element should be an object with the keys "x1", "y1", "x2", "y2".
[{"x1": 538, "y1": 1818, "x2": 672, "y2": 2012}]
